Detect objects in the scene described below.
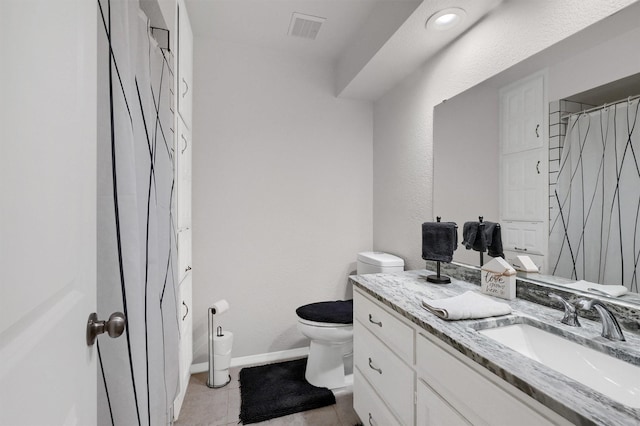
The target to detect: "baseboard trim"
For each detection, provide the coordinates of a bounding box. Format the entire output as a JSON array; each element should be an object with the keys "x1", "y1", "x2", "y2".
[{"x1": 189, "y1": 347, "x2": 309, "y2": 374}]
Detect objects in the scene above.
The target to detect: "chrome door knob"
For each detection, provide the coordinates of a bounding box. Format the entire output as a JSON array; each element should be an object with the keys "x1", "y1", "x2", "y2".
[{"x1": 86, "y1": 312, "x2": 126, "y2": 346}]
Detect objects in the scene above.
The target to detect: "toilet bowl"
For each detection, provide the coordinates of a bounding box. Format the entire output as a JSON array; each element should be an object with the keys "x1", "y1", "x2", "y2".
[
  {"x1": 295, "y1": 252, "x2": 404, "y2": 389},
  {"x1": 296, "y1": 300, "x2": 353, "y2": 389},
  {"x1": 297, "y1": 318, "x2": 353, "y2": 389}
]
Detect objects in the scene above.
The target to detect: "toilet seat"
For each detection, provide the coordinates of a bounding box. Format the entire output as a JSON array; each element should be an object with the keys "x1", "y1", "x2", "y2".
[
  {"x1": 296, "y1": 300, "x2": 353, "y2": 324},
  {"x1": 297, "y1": 318, "x2": 351, "y2": 328}
]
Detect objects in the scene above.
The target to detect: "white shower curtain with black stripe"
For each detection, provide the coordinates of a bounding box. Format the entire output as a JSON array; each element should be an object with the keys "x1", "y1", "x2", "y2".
[
  {"x1": 549, "y1": 97, "x2": 640, "y2": 293},
  {"x1": 97, "y1": 1, "x2": 179, "y2": 425}
]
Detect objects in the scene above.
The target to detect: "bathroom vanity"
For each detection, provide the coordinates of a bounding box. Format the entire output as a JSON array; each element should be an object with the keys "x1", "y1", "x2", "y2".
[{"x1": 350, "y1": 270, "x2": 640, "y2": 426}]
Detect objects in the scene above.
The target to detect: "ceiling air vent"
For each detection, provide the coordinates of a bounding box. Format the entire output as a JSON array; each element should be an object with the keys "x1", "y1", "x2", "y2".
[{"x1": 287, "y1": 12, "x2": 326, "y2": 40}]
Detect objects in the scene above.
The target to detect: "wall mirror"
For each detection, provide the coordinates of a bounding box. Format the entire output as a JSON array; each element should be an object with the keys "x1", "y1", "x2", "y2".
[{"x1": 433, "y1": 1, "x2": 640, "y2": 307}]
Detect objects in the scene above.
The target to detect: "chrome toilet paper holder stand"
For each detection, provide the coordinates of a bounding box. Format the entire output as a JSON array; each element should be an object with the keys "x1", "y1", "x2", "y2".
[{"x1": 207, "y1": 307, "x2": 232, "y2": 388}]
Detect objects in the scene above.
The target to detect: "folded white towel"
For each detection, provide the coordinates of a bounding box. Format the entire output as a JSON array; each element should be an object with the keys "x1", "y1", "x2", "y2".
[
  {"x1": 564, "y1": 280, "x2": 628, "y2": 297},
  {"x1": 421, "y1": 291, "x2": 512, "y2": 320}
]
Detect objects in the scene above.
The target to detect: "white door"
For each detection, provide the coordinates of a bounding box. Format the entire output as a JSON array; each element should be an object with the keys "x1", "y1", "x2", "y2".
[{"x1": 0, "y1": 1, "x2": 98, "y2": 424}]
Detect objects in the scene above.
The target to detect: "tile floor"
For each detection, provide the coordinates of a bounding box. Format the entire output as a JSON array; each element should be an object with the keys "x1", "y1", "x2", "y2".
[{"x1": 175, "y1": 366, "x2": 361, "y2": 426}]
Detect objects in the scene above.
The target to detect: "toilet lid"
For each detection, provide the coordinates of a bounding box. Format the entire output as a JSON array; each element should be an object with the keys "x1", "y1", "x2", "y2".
[{"x1": 296, "y1": 300, "x2": 353, "y2": 324}]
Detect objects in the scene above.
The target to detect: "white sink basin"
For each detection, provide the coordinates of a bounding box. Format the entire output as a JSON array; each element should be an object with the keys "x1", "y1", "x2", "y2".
[{"x1": 479, "y1": 324, "x2": 640, "y2": 408}]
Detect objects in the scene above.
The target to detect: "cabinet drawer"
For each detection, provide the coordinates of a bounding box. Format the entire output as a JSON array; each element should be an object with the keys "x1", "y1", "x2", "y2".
[
  {"x1": 354, "y1": 369, "x2": 401, "y2": 426},
  {"x1": 502, "y1": 221, "x2": 545, "y2": 255},
  {"x1": 354, "y1": 290, "x2": 414, "y2": 365},
  {"x1": 417, "y1": 378, "x2": 471, "y2": 426},
  {"x1": 417, "y1": 332, "x2": 569, "y2": 426},
  {"x1": 354, "y1": 320, "x2": 414, "y2": 426}
]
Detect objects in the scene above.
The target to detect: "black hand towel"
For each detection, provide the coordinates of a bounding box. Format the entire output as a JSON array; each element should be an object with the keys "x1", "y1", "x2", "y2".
[
  {"x1": 462, "y1": 221, "x2": 504, "y2": 258},
  {"x1": 422, "y1": 222, "x2": 458, "y2": 263},
  {"x1": 462, "y1": 221, "x2": 487, "y2": 252},
  {"x1": 484, "y1": 222, "x2": 504, "y2": 258}
]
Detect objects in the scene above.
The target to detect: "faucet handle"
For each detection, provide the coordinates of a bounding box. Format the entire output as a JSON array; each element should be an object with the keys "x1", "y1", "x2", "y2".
[
  {"x1": 549, "y1": 293, "x2": 581, "y2": 327},
  {"x1": 577, "y1": 299, "x2": 625, "y2": 341}
]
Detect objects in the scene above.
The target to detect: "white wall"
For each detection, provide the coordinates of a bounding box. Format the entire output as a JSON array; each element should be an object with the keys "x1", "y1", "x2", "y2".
[
  {"x1": 372, "y1": 0, "x2": 638, "y2": 270},
  {"x1": 192, "y1": 40, "x2": 373, "y2": 362}
]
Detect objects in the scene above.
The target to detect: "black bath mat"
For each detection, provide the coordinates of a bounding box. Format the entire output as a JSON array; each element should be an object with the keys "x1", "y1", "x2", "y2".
[{"x1": 238, "y1": 358, "x2": 336, "y2": 424}]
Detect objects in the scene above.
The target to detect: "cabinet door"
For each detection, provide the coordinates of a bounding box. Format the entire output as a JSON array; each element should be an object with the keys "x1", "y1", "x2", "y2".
[
  {"x1": 177, "y1": 228, "x2": 192, "y2": 283},
  {"x1": 174, "y1": 273, "x2": 193, "y2": 419},
  {"x1": 501, "y1": 73, "x2": 544, "y2": 154},
  {"x1": 177, "y1": 0, "x2": 193, "y2": 129},
  {"x1": 501, "y1": 149, "x2": 547, "y2": 221},
  {"x1": 417, "y1": 379, "x2": 471, "y2": 426},
  {"x1": 176, "y1": 119, "x2": 192, "y2": 230}
]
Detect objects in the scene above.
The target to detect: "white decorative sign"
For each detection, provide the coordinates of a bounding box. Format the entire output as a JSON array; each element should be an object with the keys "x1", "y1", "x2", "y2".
[{"x1": 481, "y1": 257, "x2": 517, "y2": 300}]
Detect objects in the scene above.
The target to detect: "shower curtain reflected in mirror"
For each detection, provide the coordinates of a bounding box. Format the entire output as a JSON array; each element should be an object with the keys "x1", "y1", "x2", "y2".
[{"x1": 550, "y1": 97, "x2": 640, "y2": 292}]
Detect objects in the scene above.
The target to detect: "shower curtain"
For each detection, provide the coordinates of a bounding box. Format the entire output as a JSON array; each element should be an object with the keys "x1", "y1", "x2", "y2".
[
  {"x1": 97, "y1": 1, "x2": 179, "y2": 425},
  {"x1": 549, "y1": 97, "x2": 640, "y2": 292}
]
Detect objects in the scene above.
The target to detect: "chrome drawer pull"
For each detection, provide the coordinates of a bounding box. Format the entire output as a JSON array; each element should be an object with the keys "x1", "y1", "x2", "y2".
[
  {"x1": 369, "y1": 413, "x2": 375, "y2": 426},
  {"x1": 368, "y1": 314, "x2": 382, "y2": 327},
  {"x1": 368, "y1": 357, "x2": 382, "y2": 374}
]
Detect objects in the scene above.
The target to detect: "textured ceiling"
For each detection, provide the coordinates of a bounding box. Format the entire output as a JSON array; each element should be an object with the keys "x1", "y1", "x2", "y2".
[
  {"x1": 185, "y1": 0, "x2": 399, "y2": 62},
  {"x1": 185, "y1": 0, "x2": 504, "y2": 100}
]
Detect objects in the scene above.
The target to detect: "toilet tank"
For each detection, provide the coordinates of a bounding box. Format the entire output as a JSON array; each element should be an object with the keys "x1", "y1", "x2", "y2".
[{"x1": 357, "y1": 252, "x2": 404, "y2": 274}]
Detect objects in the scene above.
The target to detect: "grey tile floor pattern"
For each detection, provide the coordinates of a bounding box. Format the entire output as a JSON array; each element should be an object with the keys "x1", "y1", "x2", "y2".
[{"x1": 175, "y1": 367, "x2": 361, "y2": 426}]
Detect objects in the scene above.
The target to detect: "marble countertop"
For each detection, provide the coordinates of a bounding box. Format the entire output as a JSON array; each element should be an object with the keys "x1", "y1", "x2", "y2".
[{"x1": 349, "y1": 269, "x2": 640, "y2": 426}]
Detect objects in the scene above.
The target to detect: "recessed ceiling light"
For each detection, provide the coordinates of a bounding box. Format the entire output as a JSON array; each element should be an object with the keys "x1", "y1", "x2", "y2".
[{"x1": 426, "y1": 8, "x2": 466, "y2": 31}]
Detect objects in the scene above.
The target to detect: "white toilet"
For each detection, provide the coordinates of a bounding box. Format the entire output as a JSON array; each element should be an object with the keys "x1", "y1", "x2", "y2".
[{"x1": 296, "y1": 251, "x2": 404, "y2": 389}]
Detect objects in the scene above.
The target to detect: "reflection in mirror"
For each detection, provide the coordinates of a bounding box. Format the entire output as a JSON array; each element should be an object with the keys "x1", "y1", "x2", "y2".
[
  {"x1": 433, "y1": 2, "x2": 640, "y2": 304},
  {"x1": 549, "y1": 93, "x2": 639, "y2": 293}
]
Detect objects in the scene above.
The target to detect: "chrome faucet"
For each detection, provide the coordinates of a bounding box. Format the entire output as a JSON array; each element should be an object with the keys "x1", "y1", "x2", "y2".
[
  {"x1": 549, "y1": 293, "x2": 580, "y2": 327},
  {"x1": 577, "y1": 299, "x2": 626, "y2": 341}
]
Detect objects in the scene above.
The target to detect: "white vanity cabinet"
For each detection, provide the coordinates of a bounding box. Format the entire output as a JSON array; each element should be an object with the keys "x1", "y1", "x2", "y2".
[
  {"x1": 354, "y1": 288, "x2": 571, "y2": 426},
  {"x1": 416, "y1": 331, "x2": 570, "y2": 426},
  {"x1": 353, "y1": 290, "x2": 415, "y2": 426}
]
